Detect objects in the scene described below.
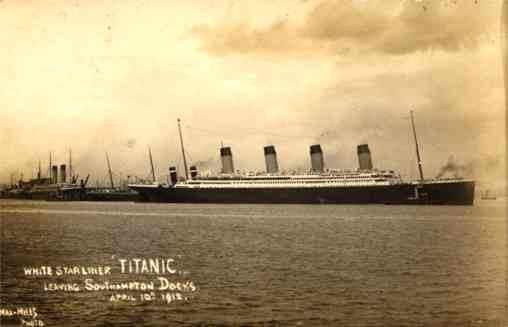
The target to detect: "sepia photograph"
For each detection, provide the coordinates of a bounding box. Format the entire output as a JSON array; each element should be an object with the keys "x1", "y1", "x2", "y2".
[{"x1": 0, "y1": 0, "x2": 506, "y2": 326}]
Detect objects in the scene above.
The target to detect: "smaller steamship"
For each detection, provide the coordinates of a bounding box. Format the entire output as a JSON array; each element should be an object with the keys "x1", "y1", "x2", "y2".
[
  {"x1": 2, "y1": 153, "x2": 88, "y2": 201},
  {"x1": 129, "y1": 113, "x2": 475, "y2": 205}
]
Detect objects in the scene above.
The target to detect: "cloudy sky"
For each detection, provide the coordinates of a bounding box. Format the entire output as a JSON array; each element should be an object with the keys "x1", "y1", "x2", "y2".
[{"x1": 0, "y1": 0, "x2": 505, "y2": 191}]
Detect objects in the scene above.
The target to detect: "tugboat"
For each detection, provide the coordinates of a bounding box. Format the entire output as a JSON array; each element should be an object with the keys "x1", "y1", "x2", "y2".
[{"x1": 85, "y1": 152, "x2": 138, "y2": 202}]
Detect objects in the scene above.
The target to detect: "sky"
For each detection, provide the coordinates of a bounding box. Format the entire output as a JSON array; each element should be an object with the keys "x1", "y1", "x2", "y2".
[{"x1": 0, "y1": 0, "x2": 505, "y2": 192}]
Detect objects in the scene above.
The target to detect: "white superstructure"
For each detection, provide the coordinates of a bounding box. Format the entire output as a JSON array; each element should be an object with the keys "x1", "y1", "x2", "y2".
[{"x1": 175, "y1": 170, "x2": 403, "y2": 189}]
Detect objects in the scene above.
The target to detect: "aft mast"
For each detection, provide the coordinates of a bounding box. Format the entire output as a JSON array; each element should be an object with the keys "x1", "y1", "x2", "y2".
[
  {"x1": 410, "y1": 110, "x2": 424, "y2": 183},
  {"x1": 148, "y1": 146, "x2": 156, "y2": 183},
  {"x1": 177, "y1": 118, "x2": 189, "y2": 180},
  {"x1": 106, "y1": 152, "x2": 115, "y2": 189},
  {"x1": 49, "y1": 151, "x2": 52, "y2": 181},
  {"x1": 69, "y1": 149, "x2": 73, "y2": 184}
]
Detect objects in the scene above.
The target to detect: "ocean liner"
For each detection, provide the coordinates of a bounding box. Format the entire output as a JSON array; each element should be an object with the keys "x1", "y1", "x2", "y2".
[
  {"x1": 128, "y1": 113, "x2": 475, "y2": 205},
  {"x1": 3, "y1": 157, "x2": 88, "y2": 201}
]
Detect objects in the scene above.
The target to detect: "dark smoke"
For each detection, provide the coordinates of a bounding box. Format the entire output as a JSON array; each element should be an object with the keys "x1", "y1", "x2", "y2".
[
  {"x1": 191, "y1": 157, "x2": 219, "y2": 171},
  {"x1": 435, "y1": 155, "x2": 474, "y2": 179}
]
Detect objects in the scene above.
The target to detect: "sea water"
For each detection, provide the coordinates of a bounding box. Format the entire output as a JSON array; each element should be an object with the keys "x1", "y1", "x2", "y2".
[{"x1": 0, "y1": 199, "x2": 505, "y2": 326}]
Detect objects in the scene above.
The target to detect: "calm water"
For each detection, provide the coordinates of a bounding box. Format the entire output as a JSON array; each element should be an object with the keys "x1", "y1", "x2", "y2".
[{"x1": 0, "y1": 199, "x2": 505, "y2": 326}]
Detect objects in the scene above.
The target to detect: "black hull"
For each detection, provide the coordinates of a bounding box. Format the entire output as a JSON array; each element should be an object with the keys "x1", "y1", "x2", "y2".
[
  {"x1": 86, "y1": 191, "x2": 139, "y2": 202},
  {"x1": 0, "y1": 189, "x2": 138, "y2": 202},
  {"x1": 10, "y1": 189, "x2": 87, "y2": 201},
  {"x1": 130, "y1": 181, "x2": 475, "y2": 205}
]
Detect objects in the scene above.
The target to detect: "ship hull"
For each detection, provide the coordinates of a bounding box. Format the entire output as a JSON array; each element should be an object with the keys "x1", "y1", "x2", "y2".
[
  {"x1": 29, "y1": 188, "x2": 87, "y2": 201},
  {"x1": 130, "y1": 180, "x2": 475, "y2": 205},
  {"x1": 86, "y1": 191, "x2": 139, "y2": 202}
]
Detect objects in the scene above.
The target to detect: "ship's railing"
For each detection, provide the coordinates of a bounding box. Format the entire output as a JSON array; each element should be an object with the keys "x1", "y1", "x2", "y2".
[{"x1": 410, "y1": 177, "x2": 475, "y2": 184}]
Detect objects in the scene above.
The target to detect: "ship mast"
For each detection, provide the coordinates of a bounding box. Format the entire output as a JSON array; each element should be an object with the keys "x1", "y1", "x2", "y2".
[
  {"x1": 49, "y1": 151, "x2": 52, "y2": 181},
  {"x1": 410, "y1": 110, "x2": 424, "y2": 182},
  {"x1": 69, "y1": 149, "x2": 72, "y2": 184},
  {"x1": 106, "y1": 152, "x2": 115, "y2": 189},
  {"x1": 177, "y1": 118, "x2": 189, "y2": 180},
  {"x1": 148, "y1": 146, "x2": 156, "y2": 182}
]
